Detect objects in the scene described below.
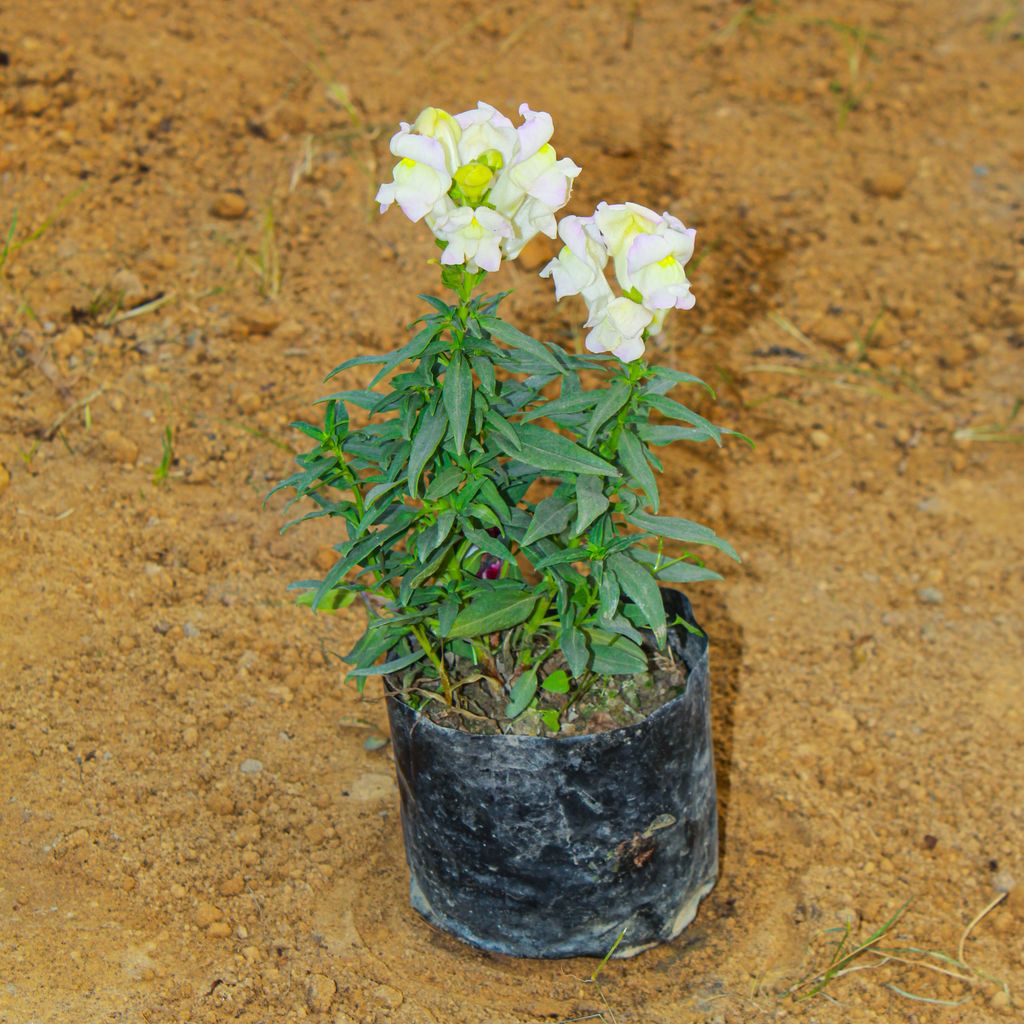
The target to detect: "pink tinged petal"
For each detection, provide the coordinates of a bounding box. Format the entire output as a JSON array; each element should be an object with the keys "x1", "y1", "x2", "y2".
[
  {"x1": 391, "y1": 133, "x2": 447, "y2": 172},
  {"x1": 440, "y1": 244, "x2": 465, "y2": 266},
  {"x1": 526, "y1": 169, "x2": 571, "y2": 209},
  {"x1": 584, "y1": 330, "x2": 608, "y2": 354},
  {"x1": 473, "y1": 206, "x2": 513, "y2": 235},
  {"x1": 514, "y1": 105, "x2": 554, "y2": 162},
  {"x1": 611, "y1": 335, "x2": 646, "y2": 362},
  {"x1": 375, "y1": 181, "x2": 397, "y2": 213},
  {"x1": 474, "y1": 237, "x2": 503, "y2": 273},
  {"x1": 627, "y1": 233, "x2": 674, "y2": 273},
  {"x1": 558, "y1": 216, "x2": 588, "y2": 251}
]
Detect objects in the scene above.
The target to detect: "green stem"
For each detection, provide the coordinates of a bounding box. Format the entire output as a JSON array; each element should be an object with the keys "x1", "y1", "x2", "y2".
[{"x1": 410, "y1": 623, "x2": 452, "y2": 704}]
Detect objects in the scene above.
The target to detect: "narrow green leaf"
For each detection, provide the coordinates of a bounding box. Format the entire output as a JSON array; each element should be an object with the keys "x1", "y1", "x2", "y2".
[
  {"x1": 447, "y1": 589, "x2": 538, "y2": 638},
  {"x1": 645, "y1": 394, "x2": 722, "y2": 445},
  {"x1": 560, "y1": 625, "x2": 588, "y2": 677},
  {"x1": 442, "y1": 353, "x2": 473, "y2": 456},
  {"x1": 618, "y1": 430, "x2": 660, "y2": 512},
  {"x1": 470, "y1": 354, "x2": 496, "y2": 394},
  {"x1": 654, "y1": 561, "x2": 722, "y2": 583},
  {"x1": 324, "y1": 353, "x2": 388, "y2": 381},
  {"x1": 407, "y1": 402, "x2": 448, "y2": 496},
  {"x1": 574, "y1": 476, "x2": 610, "y2": 537},
  {"x1": 479, "y1": 316, "x2": 564, "y2": 372},
  {"x1": 608, "y1": 551, "x2": 666, "y2": 647},
  {"x1": 625, "y1": 510, "x2": 740, "y2": 561},
  {"x1": 424, "y1": 464, "x2": 463, "y2": 500},
  {"x1": 651, "y1": 365, "x2": 716, "y2": 397},
  {"x1": 505, "y1": 669, "x2": 538, "y2": 718},
  {"x1": 347, "y1": 648, "x2": 425, "y2": 677},
  {"x1": 496, "y1": 422, "x2": 619, "y2": 477},
  {"x1": 597, "y1": 568, "x2": 620, "y2": 620},
  {"x1": 585, "y1": 380, "x2": 631, "y2": 446},
  {"x1": 484, "y1": 409, "x2": 522, "y2": 451},
  {"x1": 522, "y1": 494, "x2": 574, "y2": 546},
  {"x1": 585, "y1": 629, "x2": 649, "y2": 675},
  {"x1": 437, "y1": 598, "x2": 459, "y2": 636},
  {"x1": 637, "y1": 424, "x2": 716, "y2": 445}
]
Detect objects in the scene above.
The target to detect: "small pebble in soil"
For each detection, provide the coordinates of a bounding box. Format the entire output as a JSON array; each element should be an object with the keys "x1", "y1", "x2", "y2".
[
  {"x1": 183, "y1": 622, "x2": 199, "y2": 638},
  {"x1": 917, "y1": 587, "x2": 944, "y2": 605},
  {"x1": 209, "y1": 191, "x2": 248, "y2": 220},
  {"x1": 863, "y1": 171, "x2": 908, "y2": 199},
  {"x1": 239, "y1": 758, "x2": 263, "y2": 775},
  {"x1": 809, "y1": 429, "x2": 831, "y2": 449},
  {"x1": 306, "y1": 973, "x2": 336, "y2": 1013}
]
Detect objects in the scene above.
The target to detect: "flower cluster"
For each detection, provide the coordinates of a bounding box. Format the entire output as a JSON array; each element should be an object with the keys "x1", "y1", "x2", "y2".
[
  {"x1": 376, "y1": 102, "x2": 581, "y2": 273},
  {"x1": 540, "y1": 202, "x2": 696, "y2": 363}
]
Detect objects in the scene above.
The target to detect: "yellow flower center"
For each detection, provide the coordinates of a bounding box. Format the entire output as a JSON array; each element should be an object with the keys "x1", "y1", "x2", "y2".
[{"x1": 657, "y1": 254, "x2": 677, "y2": 268}]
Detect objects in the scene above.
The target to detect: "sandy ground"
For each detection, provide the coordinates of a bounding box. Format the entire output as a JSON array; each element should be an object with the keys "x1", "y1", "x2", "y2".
[{"x1": 1, "y1": 1, "x2": 1022, "y2": 1021}]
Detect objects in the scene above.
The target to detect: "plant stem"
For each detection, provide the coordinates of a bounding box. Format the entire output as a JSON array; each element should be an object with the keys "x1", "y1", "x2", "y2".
[{"x1": 411, "y1": 623, "x2": 452, "y2": 703}]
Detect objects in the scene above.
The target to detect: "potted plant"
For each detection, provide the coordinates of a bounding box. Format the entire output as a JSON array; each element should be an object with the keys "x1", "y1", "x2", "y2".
[{"x1": 271, "y1": 101, "x2": 746, "y2": 959}]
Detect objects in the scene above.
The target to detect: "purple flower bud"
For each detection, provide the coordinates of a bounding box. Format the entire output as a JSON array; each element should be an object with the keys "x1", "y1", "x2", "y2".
[{"x1": 478, "y1": 555, "x2": 503, "y2": 580}]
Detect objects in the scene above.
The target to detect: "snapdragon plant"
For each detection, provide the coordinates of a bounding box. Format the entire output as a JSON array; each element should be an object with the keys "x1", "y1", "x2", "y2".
[{"x1": 272, "y1": 102, "x2": 745, "y2": 731}]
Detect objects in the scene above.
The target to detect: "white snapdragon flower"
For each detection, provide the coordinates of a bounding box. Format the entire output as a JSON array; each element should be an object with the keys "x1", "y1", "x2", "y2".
[
  {"x1": 592, "y1": 201, "x2": 662, "y2": 290},
  {"x1": 542, "y1": 201, "x2": 698, "y2": 362},
  {"x1": 625, "y1": 213, "x2": 696, "y2": 310},
  {"x1": 491, "y1": 154, "x2": 581, "y2": 259},
  {"x1": 584, "y1": 296, "x2": 653, "y2": 363},
  {"x1": 435, "y1": 206, "x2": 512, "y2": 274},
  {"x1": 378, "y1": 102, "x2": 579, "y2": 272},
  {"x1": 539, "y1": 216, "x2": 612, "y2": 307},
  {"x1": 376, "y1": 116, "x2": 457, "y2": 222},
  {"x1": 454, "y1": 102, "x2": 518, "y2": 165}
]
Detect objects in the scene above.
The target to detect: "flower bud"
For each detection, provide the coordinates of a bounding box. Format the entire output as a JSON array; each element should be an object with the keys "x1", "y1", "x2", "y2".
[{"x1": 452, "y1": 162, "x2": 495, "y2": 205}]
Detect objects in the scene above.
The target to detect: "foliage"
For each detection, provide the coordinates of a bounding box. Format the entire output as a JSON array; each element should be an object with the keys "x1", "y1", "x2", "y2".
[{"x1": 271, "y1": 265, "x2": 740, "y2": 717}]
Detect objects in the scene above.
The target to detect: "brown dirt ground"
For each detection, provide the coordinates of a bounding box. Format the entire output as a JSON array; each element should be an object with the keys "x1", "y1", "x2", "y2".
[{"x1": 1, "y1": 1, "x2": 1022, "y2": 1022}]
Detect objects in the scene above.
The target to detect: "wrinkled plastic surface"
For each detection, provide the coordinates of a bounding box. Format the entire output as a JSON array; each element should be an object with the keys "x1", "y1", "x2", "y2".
[{"x1": 386, "y1": 589, "x2": 718, "y2": 959}]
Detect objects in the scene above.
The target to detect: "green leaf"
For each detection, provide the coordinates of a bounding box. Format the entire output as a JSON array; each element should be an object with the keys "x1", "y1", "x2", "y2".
[
  {"x1": 644, "y1": 557, "x2": 723, "y2": 584},
  {"x1": 470, "y1": 354, "x2": 496, "y2": 394},
  {"x1": 496, "y1": 422, "x2": 618, "y2": 477},
  {"x1": 522, "y1": 494, "x2": 574, "y2": 546},
  {"x1": 505, "y1": 669, "x2": 538, "y2": 718},
  {"x1": 290, "y1": 420, "x2": 325, "y2": 442},
  {"x1": 347, "y1": 648, "x2": 425, "y2": 678},
  {"x1": 585, "y1": 629, "x2": 649, "y2": 675},
  {"x1": 539, "y1": 709, "x2": 561, "y2": 733},
  {"x1": 637, "y1": 424, "x2": 717, "y2": 445},
  {"x1": 324, "y1": 353, "x2": 389, "y2": 381},
  {"x1": 651, "y1": 366, "x2": 716, "y2": 398},
  {"x1": 442, "y1": 353, "x2": 473, "y2": 456},
  {"x1": 560, "y1": 625, "x2": 588, "y2": 677},
  {"x1": 573, "y1": 476, "x2": 610, "y2": 537},
  {"x1": 437, "y1": 598, "x2": 459, "y2": 636},
  {"x1": 463, "y1": 524, "x2": 515, "y2": 563},
  {"x1": 424, "y1": 465, "x2": 463, "y2": 501},
  {"x1": 597, "y1": 568, "x2": 620, "y2": 620},
  {"x1": 541, "y1": 669, "x2": 570, "y2": 694},
  {"x1": 407, "y1": 402, "x2": 448, "y2": 496},
  {"x1": 618, "y1": 430, "x2": 660, "y2": 512},
  {"x1": 520, "y1": 390, "x2": 596, "y2": 424},
  {"x1": 585, "y1": 380, "x2": 631, "y2": 446},
  {"x1": 608, "y1": 551, "x2": 666, "y2": 647},
  {"x1": 625, "y1": 510, "x2": 740, "y2": 561},
  {"x1": 447, "y1": 589, "x2": 538, "y2": 638},
  {"x1": 479, "y1": 316, "x2": 564, "y2": 372},
  {"x1": 645, "y1": 394, "x2": 722, "y2": 445},
  {"x1": 484, "y1": 409, "x2": 522, "y2": 451}
]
